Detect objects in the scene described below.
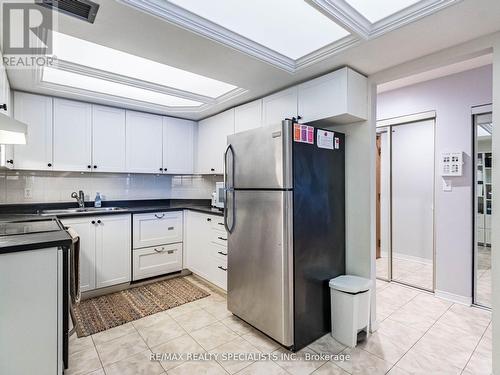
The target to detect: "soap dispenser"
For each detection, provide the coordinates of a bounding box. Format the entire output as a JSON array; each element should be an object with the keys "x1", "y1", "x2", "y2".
[{"x1": 95, "y1": 192, "x2": 102, "y2": 208}]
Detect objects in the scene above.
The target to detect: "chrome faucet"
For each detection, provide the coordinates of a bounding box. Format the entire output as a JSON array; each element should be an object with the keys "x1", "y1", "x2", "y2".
[{"x1": 71, "y1": 190, "x2": 85, "y2": 208}]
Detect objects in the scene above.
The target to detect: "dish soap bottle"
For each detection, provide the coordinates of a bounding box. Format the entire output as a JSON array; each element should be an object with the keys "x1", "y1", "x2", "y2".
[{"x1": 95, "y1": 192, "x2": 102, "y2": 208}]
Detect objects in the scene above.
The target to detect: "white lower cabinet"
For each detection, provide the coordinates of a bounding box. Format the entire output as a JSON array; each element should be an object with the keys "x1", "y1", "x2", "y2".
[
  {"x1": 61, "y1": 214, "x2": 131, "y2": 291},
  {"x1": 133, "y1": 243, "x2": 183, "y2": 280},
  {"x1": 185, "y1": 211, "x2": 227, "y2": 290},
  {"x1": 132, "y1": 210, "x2": 184, "y2": 281}
]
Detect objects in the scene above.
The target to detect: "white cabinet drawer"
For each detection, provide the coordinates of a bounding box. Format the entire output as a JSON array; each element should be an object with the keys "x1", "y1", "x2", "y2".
[
  {"x1": 210, "y1": 242, "x2": 228, "y2": 262},
  {"x1": 211, "y1": 230, "x2": 228, "y2": 247},
  {"x1": 133, "y1": 211, "x2": 183, "y2": 248},
  {"x1": 211, "y1": 256, "x2": 227, "y2": 291},
  {"x1": 133, "y1": 243, "x2": 182, "y2": 281},
  {"x1": 210, "y1": 216, "x2": 226, "y2": 231}
]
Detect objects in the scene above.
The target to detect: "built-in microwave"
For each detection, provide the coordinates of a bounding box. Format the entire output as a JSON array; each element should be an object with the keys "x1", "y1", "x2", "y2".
[{"x1": 213, "y1": 182, "x2": 225, "y2": 209}]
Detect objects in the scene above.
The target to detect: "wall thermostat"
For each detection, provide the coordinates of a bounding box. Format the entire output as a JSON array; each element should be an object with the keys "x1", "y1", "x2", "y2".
[{"x1": 441, "y1": 152, "x2": 464, "y2": 176}]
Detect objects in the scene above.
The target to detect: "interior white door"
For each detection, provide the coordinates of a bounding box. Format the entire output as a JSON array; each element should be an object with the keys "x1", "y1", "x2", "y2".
[
  {"x1": 95, "y1": 214, "x2": 131, "y2": 288},
  {"x1": 53, "y1": 98, "x2": 92, "y2": 172},
  {"x1": 391, "y1": 119, "x2": 434, "y2": 289},
  {"x1": 163, "y1": 117, "x2": 195, "y2": 174},
  {"x1": 262, "y1": 87, "x2": 297, "y2": 127},
  {"x1": 126, "y1": 110, "x2": 163, "y2": 173},
  {"x1": 13, "y1": 92, "x2": 53, "y2": 170},
  {"x1": 60, "y1": 217, "x2": 96, "y2": 292},
  {"x1": 92, "y1": 105, "x2": 126, "y2": 172}
]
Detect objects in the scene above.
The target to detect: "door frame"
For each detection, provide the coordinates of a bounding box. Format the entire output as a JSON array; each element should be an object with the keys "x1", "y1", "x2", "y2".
[{"x1": 376, "y1": 111, "x2": 437, "y2": 292}]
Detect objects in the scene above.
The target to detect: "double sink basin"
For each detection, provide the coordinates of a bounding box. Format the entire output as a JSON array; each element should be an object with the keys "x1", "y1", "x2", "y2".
[{"x1": 40, "y1": 207, "x2": 126, "y2": 216}]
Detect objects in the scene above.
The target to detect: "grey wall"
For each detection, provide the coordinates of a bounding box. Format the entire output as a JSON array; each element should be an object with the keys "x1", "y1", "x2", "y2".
[{"x1": 377, "y1": 65, "x2": 492, "y2": 300}]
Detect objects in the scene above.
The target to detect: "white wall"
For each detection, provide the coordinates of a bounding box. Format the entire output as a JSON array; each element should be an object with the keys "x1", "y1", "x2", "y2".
[
  {"x1": 377, "y1": 65, "x2": 492, "y2": 301},
  {"x1": 0, "y1": 171, "x2": 221, "y2": 204}
]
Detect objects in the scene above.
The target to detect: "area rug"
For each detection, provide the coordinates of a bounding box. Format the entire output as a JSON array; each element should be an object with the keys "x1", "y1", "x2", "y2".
[{"x1": 72, "y1": 277, "x2": 210, "y2": 337}]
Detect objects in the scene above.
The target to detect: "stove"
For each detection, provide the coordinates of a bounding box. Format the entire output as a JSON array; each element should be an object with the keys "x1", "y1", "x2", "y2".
[{"x1": 0, "y1": 218, "x2": 64, "y2": 236}]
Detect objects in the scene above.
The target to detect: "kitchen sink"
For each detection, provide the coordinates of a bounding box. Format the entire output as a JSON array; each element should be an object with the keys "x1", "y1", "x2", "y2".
[{"x1": 40, "y1": 207, "x2": 126, "y2": 216}]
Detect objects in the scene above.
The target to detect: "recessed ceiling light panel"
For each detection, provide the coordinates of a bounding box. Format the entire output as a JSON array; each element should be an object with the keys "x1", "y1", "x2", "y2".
[
  {"x1": 42, "y1": 68, "x2": 203, "y2": 107},
  {"x1": 345, "y1": 0, "x2": 421, "y2": 23},
  {"x1": 167, "y1": 0, "x2": 350, "y2": 59},
  {"x1": 52, "y1": 31, "x2": 237, "y2": 98}
]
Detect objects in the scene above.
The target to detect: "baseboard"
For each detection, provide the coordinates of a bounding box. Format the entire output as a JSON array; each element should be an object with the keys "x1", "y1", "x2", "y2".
[
  {"x1": 380, "y1": 251, "x2": 432, "y2": 265},
  {"x1": 434, "y1": 289, "x2": 472, "y2": 306}
]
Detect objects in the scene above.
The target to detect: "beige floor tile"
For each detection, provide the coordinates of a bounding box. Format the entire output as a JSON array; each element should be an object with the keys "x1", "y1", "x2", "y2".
[
  {"x1": 311, "y1": 361, "x2": 348, "y2": 375},
  {"x1": 203, "y1": 300, "x2": 232, "y2": 320},
  {"x1": 308, "y1": 334, "x2": 346, "y2": 355},
  {"x1": 357, "y1": 332, "x2": 408, "y2": 364},
  {"x1": 69, "y1": 334, "x2": 95, "y2": 355},
  {"x1": 335, "y1": 348, "x2": 392, "y2": 375},
  {"x1": 151, "y1": 334, "x2": 206, "y2": 372},
  {"x1": 236, "y1": 360, "x2": 289, "y2": 375},
  {"x1": 375, "y1": 318, "x2": 424, "y2": 347},
  {"x1": 463, "y1": 334, "x2": 492, "y2": 375},
  {"x1": 171, "y1": 308, "x2": 219, "y2": 332},
  {"x1": 376, "y1": 279, "x2": 390, "y2": 291},
  {"x1": 167, "y1": 301, "x2": 203, "y2": 319},
  {"x1": 242, "y1": 331, "x2": 280, "y2": 353},
  {"x1": 192, "y1": 294, "x2": 226, "y2": 308},
  {"x1": 136, "y1": 315, "x2": 186, "y2": 347},
  {"x1": 190, "y1": 321, "x2": 239, "y2": 350},
  {"x1": 66, "y1": 346, "x2": 102, "y2": 375},
  {"x1": 86, "y1": 369, "x2": 106, "y2": 375},
  {"x1": 221, "y1": 315, "x2": 255, "y2": 336},
  {"x1": 437, "y1": 304, "x2": 491, "y2": 336},
  {"x1": 95, "y1": 331, "x2": 149, "y2": 366},
  {"x1": 396, "y1": 345, "x2": 462, "y2": 375},
  {"x1": 132, "y1": 310, "x2": 173, "y2": 331},
  {"x1": 167, "y1": 360, "x2": 227, "y2": 375},
  {"x1": 386, "y1": 366, "x2": 410, "y2": 375},
  {"x1": 274, "y1": 346, "x2": 326, "y2": 375},
  {"x1": 210, "y1": 336, "x2": 261, "y2": 374},
  {"x1": 104, "y1": 349, "x2": 164, "y2": 375},
  {"x1": 92, "y1": 322, "x2": 136, "y2": 346}
]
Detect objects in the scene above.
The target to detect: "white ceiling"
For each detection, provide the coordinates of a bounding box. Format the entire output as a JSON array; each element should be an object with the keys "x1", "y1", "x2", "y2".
[{"x1": 5, "y1": 0, "x2": 500, "y2": 120}]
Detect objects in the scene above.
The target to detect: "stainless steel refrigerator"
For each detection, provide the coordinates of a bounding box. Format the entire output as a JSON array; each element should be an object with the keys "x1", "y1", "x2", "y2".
[{"x1": 224, "y1": 119, "x2": 345, "y2": 351}]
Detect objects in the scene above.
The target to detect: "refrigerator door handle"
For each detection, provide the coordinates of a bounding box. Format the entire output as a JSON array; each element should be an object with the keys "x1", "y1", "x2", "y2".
[{"x1": 224, "y1": 144, "x2": 235, "y2": 233}]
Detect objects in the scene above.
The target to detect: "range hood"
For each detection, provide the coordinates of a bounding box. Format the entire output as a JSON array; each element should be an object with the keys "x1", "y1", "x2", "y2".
[{"x1": 0, "y1": 113, "x2": 27, "y2": 144}]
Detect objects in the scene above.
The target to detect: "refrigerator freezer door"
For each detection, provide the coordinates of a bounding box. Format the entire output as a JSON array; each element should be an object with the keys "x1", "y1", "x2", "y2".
[
  {"x1": 226, "y1": 122, "x2": 292, "y2": 189},
  {"x1": 227, "y1": 190, "x2": 293, "y2": 346}
]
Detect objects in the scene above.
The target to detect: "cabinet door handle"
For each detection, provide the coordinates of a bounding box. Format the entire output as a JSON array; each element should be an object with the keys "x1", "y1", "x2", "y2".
[
  {"x1": 6, "y1": 159, "x2": 13, "y2": 164},
  {"x1": 207, "y1": 218, "x2": 212, "y2": 222},
  {"x1": 217, "y1": 222, "x2": 224, "y2": 226},
  {"x1": 47, "y1": 163, "x2": 52, "y2": 167},
  {"x1": 93, "y1": 165, "x2": 97, "y2": 169},
  {"x1": 167, "y1": 250, "x2": 174, "y2": 254},
  {"x1": 155, "y1": 213, "x2": 165, "y2": 219},
  {"x1": 159, "y1": 168, "x2": 163, "y2": 171},
  {"x1": 218, "y1": 266, "x2": 227, "y2": 271},
  {"x1": 91, "y1": 220, "x2": 96, "y2": 224},
  {"x1": 210, "y1": 168, "x2": 215, "y2": 172},
  {"x1": 168, "y1": 226, "x2": 174, "y2": 230},
  {"x1": 218, "y1": 236, "x2": 227, "y2": 241},
  {"x1": 217, "y1": 251, "x2": 227, "y2": 256},
  {"x1": 154, "y1": 247, "x2": 165, "y2": 253},
  {"x1": 97, "y1": 220, "x2": 101, "y2": 224}
]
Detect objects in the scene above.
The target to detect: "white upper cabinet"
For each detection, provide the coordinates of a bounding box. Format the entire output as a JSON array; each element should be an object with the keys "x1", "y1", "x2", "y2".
[
  {"x1": 197, "y1": 108, "x2": 234, "y2": 174},
  {"x1": 13, "y1": 92, "x2": 53, "y2": 171},
  {"x1": 92, "y1": 105, "x2": 126, "y2": 173},
  {"x1": 126, "y1": 110, "x2": 163, "y2": 173},
  {"x1": 163, "y1": 117, "x2": 195, "y2": 174},
  {"x1": 53, "y1": 98, "x2": 92, "y2": 172},
  {"x1": 298, "y1": 67, "x2": 367, "y2": 124},
  {"x1": 262, "y1": 87, "x2": 298, "y2": 127},
  {"x1": 234, "y1": 99, "x2": 262, "y2": 133}
]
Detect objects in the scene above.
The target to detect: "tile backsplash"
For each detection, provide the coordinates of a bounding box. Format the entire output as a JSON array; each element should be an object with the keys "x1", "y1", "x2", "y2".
[{"x1": 0, "y1": 171, "x2": 222, "y2": 204}]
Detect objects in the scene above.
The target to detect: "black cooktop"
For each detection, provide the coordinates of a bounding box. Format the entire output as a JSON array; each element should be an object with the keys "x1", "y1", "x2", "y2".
[{"x1": 0, "y1": 218, "x2": 63, "y2": 236}]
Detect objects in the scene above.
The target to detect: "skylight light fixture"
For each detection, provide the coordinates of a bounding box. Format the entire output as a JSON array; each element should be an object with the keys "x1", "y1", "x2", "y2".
[
  {"x1": 167, "y1": 0, "x2": 350, "y2": 59},
  {"x1": 51, "y1": 31, "x2": 237, "y2": 98},
  {"x1": 42, "y1": 68, "x2": 203, "y2": 107},
  {"x1": 345, "y1": 0, "x2": 421, "y2": 23}
]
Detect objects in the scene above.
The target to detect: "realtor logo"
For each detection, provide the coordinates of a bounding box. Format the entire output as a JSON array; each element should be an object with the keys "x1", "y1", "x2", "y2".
[{"x1": 3, "y1": 2, "x2": 53, "y2": 55}]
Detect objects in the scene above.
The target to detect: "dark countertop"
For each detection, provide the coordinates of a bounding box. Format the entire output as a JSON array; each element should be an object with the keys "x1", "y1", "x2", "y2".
[{"x1": 0, "y1": 200, "x2": 223, "y2": 254}]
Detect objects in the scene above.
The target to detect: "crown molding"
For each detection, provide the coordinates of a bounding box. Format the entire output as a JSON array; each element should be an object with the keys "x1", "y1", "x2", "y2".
[{"x1": 308, "y1": 0, "x2": 462, "y2": 40}]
